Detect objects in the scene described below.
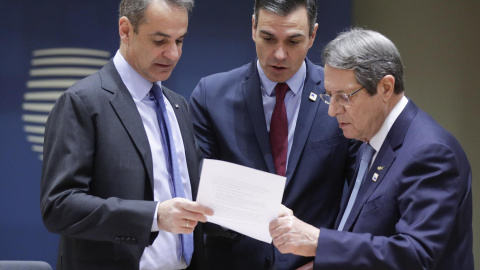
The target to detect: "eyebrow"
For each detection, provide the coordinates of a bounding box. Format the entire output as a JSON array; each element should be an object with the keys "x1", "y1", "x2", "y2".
[
  {"x1": 259, "y1": 30, "x2": 304, "y2": 39},
  {"x1": 259, "y1": 30, "x2": 273, "y2": 37},
  {"x1": 149, "y1": 31, "x2": 188, "y2": 39}
]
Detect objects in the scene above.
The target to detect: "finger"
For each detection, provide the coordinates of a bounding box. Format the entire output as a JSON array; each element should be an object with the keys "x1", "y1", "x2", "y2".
[
  {"x1": 169, "y1": 199, "x2": 209, "y2": 223},
  {"x1": 273, "y1": 236, "x2": 292, "y2": 254},
  {"x1": 278, "y1": 204, "x2": 293, "y2": 217},
  {"x1": 183, "y1": 201, "x2": 214, "y2": 216},
  {"x1": 269, "y1": 220, "x2": 284, "y2": 239},
  {"x1": 269, "y1": 218, "x2": 280, "y2": 231},
  {"x1": 184, "y1": 219, "x2": 199, "y2": 228},
  {"x1": 174, "y1": 219, "x2": 195, "y2": 234},
  {"x1": 181, "y1": 210, "x2": 209, "y2": 223}
]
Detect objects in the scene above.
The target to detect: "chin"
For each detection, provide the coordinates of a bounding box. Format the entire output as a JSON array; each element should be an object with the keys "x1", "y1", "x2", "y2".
[
  {"x1": 266, "y1": 73, "x2": 289, "y2": 83},
  {"x1": 341, "y1": 131, "x2": 356, "y2": 140},
  {"x1": 154, "y1": 73, "x2": 173, "y2": 82}
]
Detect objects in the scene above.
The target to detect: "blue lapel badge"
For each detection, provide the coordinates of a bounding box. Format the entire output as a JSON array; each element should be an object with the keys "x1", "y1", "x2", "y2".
[
  {"x1": 309, "y1": 92, "x2": 317, "y2": 101},
  {"x1": 372, "y1": 173, "x2": 379, "y2": 182}
]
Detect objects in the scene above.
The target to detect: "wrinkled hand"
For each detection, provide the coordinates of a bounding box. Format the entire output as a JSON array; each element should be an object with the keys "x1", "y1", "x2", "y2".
[
  {"x1": 157, "y1": 198, "x2": 214, "y2": 234},
  {"x1": 269, "y1": 215, "x2": 319, "y2": 257},
  {"x1": 278, "y1": 204, "x2": 294, "y2": 217}
]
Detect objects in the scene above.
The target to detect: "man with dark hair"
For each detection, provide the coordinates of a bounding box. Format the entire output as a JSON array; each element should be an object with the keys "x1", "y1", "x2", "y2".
[
  {"x1": 269, "y1": 28, "x2": 474, "y2": 270},
  {"x1": 189, "y1": 0, "x2": 358, "y2": 269},
  {"x1": 40, "y1": 0, "x2": 213, "y2": 269}
]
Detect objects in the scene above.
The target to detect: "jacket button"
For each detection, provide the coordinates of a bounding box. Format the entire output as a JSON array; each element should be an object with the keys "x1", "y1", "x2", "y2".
[{"x1": 265, "y1": 257, "x2": 272, "y2": 267}]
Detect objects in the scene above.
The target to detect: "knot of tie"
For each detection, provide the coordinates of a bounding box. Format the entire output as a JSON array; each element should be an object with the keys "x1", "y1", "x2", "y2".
[
  {"x1": 361, "y1": 143, "x2": 376, "y2": 163},
  {"x1": 274, "y1": 83, "x2": 289, "y2": 102},
  {"x1": 150, "y1": 83, "x2": 163, "y2": 102}
]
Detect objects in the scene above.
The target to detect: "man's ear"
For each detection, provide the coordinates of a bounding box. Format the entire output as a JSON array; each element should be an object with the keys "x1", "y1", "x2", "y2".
[
  {"x1": 119, "y1": 16, "x2": 132, "y2": 44},
  {"x1": 379, "y1": 75, "x2": 395, "y2": 102},
  {"x1": 308, "y1": 23, "x2": 318, "y2": 49}
]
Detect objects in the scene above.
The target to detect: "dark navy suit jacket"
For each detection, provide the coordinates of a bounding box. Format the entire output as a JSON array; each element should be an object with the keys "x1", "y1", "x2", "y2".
[
  {"x1": 314, "y1": 101, "x2": 474, "y2": 269},
  {"x1": 189, "y1": 59, "x2": 358, "y2": 269}
]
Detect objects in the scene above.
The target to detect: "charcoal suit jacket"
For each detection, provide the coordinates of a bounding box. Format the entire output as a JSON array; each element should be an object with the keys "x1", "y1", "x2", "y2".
[{"x1": 41, "y1": 60, "x2": 205, "y2": 270}]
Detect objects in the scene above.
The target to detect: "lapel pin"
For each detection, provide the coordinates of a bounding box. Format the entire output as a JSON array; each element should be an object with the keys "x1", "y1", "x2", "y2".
[
  {"x1": 175, "y1": 104, "x2": 179, "y2": 109},
  {"x1": 309, "y1": 92, "x2": 317, "y2": 101},
  {"x1": 372, "y1": 173, "x2": 379, "y2": 182},
  {"x1": 377, "y1": 166, "x2": 385, "y2": 171}
]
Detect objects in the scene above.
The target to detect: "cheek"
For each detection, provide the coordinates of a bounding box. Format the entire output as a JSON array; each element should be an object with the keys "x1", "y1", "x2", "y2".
[
  {"x1": 177, "y1": 46, "x2": 183, "y2": 57},
  {"x1": 348, "y1": 108, "x2": 369, "y2": 132},
  {"x1": 255, "y1": 44, "x2": 265, "y2": 59},
  {"x1": 292, "y1": 45, "x2": 309, "y2": 59}
]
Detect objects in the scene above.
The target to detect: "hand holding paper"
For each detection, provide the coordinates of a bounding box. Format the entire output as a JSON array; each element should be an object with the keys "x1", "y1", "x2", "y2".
[{"x1": 269, "y1": 213, "x2": 320, "y2": 257}]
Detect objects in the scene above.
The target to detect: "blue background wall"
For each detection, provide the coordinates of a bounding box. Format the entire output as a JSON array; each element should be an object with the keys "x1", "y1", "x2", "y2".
[{"x1": 0, "y1": 1, "x2": 351, "y2": 267}]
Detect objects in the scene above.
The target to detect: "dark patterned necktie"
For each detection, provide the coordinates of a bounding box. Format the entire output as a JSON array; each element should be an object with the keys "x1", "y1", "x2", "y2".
[{"x1": 269, "y1": 83, "x2": 289, "y2": 176}]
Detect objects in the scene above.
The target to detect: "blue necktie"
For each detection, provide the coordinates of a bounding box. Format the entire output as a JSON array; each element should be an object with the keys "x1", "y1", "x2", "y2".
[
  {"x1": 150, "y1": 83, "x2": 193, "y2": 265},
  {"x1": 337, "y1": 143, "x2": 376, "y2": 231}
]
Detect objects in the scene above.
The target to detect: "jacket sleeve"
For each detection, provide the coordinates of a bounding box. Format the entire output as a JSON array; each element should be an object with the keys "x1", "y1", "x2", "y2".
[{"x1": 189, "y1": 77, "x2": 220, "y2": 159}]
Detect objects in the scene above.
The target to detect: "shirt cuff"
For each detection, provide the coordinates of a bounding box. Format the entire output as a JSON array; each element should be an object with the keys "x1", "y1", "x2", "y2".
[{"x1": 151, "y1": 202, "x2": 160, "y2": 232}]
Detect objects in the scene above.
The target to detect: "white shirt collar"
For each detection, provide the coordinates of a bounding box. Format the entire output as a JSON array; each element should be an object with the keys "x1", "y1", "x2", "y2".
[
  {"x1": 113, "y1": 50, "x2": 161, "y2": 100},
  {"x1": 257, "y1": 60, "x2": 306, "y2": 96},
  {"x1": 369, "y1": 95, "x2": 409, "y2": 152}
]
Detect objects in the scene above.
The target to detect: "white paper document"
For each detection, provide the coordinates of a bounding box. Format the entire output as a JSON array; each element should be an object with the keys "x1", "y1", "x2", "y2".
[{"x1": 196, "y1": 159, "x2": 286, "y2": 243}]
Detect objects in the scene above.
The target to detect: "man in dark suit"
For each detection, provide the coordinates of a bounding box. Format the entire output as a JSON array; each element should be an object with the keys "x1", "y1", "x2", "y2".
[
  {"x1": 269, "y1": 28, "x2": 474, "y2": 270},
  {"x1": 189, "y1": 0, "x2": 357, "y2": 269},
  {"x1": 40, "y1": 0, "x2": 212, "y2": 269}
]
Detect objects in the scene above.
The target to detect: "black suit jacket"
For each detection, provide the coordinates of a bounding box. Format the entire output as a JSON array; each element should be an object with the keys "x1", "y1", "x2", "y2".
[
  {"x1": 40, "y1": 60, "x2": 205, "y2": 270},
  {"x1": 189, "y1": 59, "x2": 358, "y2": 269}
]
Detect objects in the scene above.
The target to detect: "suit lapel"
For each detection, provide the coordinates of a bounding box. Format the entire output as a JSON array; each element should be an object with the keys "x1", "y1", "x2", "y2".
[
  {"x1": 286, "y1": 60, "x2": 323, "y2": 184},
  {"x1": 342, "y1": 100, "x2": 419, "y2": 231},
  {"x1": 101, "y1": 60, "x2": 154, "y2": 189},
  {"x1": 343, "y1": 144, "x2": 395, "y2": 231},
  {"x1": 241, "y1": 62, "x2": 276, "y2": 174}
]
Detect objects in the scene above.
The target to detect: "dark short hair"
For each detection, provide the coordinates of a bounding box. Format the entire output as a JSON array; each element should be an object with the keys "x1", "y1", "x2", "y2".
[
  {"x1": 119, "y1": 0, "x2": 194, "y2": 33},
  {"x1": 253, "y1": 0, "x2": 317, "y2": 36},
  {"x1": 322, "y1": 28, "x2": 405, "y2": 95}
]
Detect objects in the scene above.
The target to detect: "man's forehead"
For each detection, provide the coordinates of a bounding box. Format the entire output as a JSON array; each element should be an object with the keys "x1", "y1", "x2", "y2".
[{"x1": 257, "y1": 7, "x2": 309, "y2": 27}]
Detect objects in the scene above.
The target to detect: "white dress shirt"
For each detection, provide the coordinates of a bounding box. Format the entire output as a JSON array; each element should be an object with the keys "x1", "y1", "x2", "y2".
[
  {"x1": 113, "y1": 51, "x2": 192, "y2": 270},
  {"x1": 369, "y1": 96, "x2": 409, "y2": 164}
]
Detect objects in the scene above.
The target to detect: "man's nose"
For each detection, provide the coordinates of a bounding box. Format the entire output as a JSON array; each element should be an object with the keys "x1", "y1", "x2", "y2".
[
  {"x1": 327, "y1": 98, "x2": 344, "y2": 117},
  {"x1": 273, "y1": 46, "x2": 286, "y2": 61}
]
